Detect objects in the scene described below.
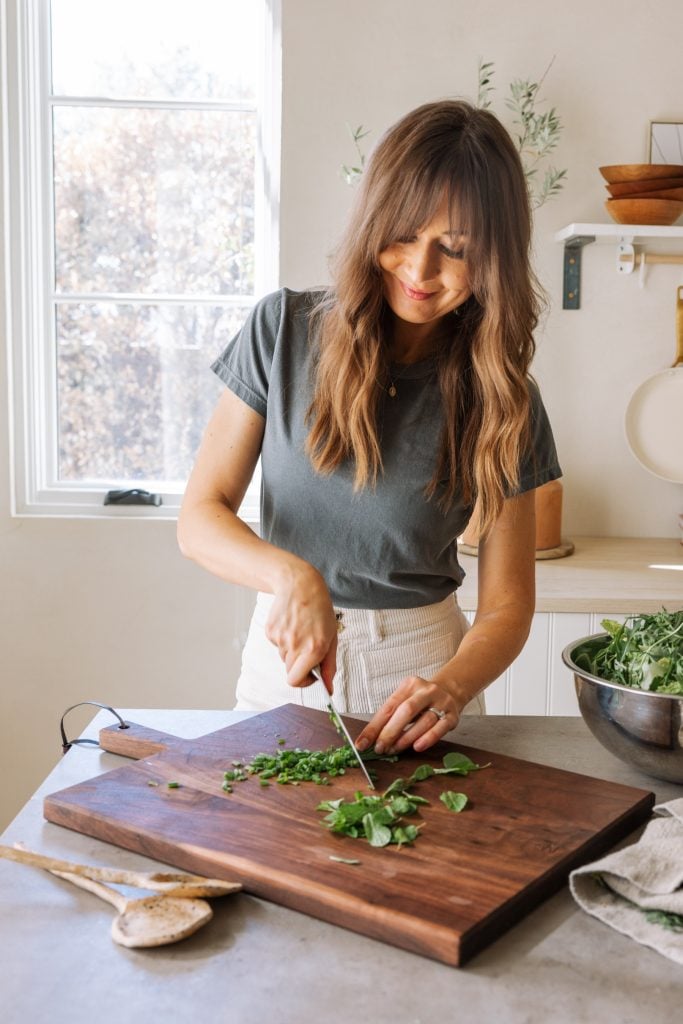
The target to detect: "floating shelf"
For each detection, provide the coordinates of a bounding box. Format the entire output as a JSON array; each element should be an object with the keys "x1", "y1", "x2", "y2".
[{"x1": 555, "y1": 222, "x2": 683, "y2": 309}]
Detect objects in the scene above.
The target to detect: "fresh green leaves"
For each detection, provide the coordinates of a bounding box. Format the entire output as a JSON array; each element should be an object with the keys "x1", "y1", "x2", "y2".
[
  {"x1": 441, "y1": 751, "x2": 490, "y2": 773},
  {"x1": 408, "y1": 752, "x2": 489, "y2": 784},
  {"x1": 317, "y1": 749, "x2": 486, "y2": 847},
  {"x1": 363, "y1": 814, "x2": 393, "y2": 848},
  {"x1": 440, "y1": 791, "x2": 468, "y2": 813},
  {"x1": 573, "y1": 610, "x2": 683, "y2": 695},
  {"x1": 318, "y1": 788, "x2": 428, "y2": 847}
]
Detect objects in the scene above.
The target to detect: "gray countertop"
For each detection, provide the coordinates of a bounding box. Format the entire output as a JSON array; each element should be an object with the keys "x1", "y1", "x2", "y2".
[{"x1": 2, "y1": 710, "x2": 681, "y2": 1024}]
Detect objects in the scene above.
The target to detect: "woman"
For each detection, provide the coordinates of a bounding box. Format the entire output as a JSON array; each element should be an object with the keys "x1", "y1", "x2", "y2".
[{"x1": 177, "y1": 99, "x2": 561, "y2": 757}]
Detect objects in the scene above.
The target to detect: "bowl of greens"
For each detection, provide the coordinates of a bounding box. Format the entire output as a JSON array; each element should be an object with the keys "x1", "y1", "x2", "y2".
[{"x1": 562, "y1": 610, "x2": 683, "y2": 784}]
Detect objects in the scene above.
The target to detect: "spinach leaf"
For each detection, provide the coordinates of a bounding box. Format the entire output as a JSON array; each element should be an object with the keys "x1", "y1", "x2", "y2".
[
  {"x1": 363, "y1": 813, "x2": 393, "y2": 847},
  {"x1": 442, "y1": 751, "x2": 477, "y2": 772},
  {"x1": 387, "y1": 795, "x2": 414, "y2": 816},
  {"x1": 439, "y1": 791, "x2": 468, "y2": 812}
]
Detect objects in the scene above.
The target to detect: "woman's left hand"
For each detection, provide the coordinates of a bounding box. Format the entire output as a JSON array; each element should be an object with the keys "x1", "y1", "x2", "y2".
[{"x1": 354, "y1": 676, "x2": 464, "y2": 756}]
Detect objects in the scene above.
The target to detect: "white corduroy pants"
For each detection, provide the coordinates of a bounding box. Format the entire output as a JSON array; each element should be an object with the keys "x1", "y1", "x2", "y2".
[{"x1": 234, "y1": 591, "x2": 485, "y2": 716}]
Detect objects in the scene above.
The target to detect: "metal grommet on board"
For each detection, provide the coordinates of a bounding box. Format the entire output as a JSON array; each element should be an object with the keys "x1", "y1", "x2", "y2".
[{"x1": 59, "y1": 701, "x2": 129, "y2": 755}]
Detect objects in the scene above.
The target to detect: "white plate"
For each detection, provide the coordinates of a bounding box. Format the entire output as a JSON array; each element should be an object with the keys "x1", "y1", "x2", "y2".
[{"x1": 624, "y1": 367, "x2": 683, "y2": 482}]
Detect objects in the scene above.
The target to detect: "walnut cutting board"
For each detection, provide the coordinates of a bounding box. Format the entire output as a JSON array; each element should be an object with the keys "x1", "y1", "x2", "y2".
[{"x1": 43, "y1": 705, "x2": 654, "y2": 966}]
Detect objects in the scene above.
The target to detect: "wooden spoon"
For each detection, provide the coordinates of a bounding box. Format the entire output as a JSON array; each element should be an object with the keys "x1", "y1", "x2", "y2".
[
  {"x1": 0, "y1": 844, "x2": 241, "y2": 898},
  {"x1": 51, "y1": 869, "x2": 213, "y2": 948}
]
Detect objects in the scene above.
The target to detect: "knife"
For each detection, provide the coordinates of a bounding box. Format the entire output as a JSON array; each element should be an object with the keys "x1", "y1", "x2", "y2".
[{"x1": 312, "y1": 665, "x2": 375, "y2": 790}]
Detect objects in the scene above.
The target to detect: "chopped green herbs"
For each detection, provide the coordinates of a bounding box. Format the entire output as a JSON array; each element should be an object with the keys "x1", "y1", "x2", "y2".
[
  {"x1": 573, "y1": 610, "x2": 683, "y2": 695},
  {"x1": 439, "y1": 791, "x2": 469, "y2": 813},
  {"x1": 167, "y1": 781, "x2": 180, "y2": 789},
  {"x1": 644, "y1": 909, "x2": 683, "y2": 932},
  {"x1": 221, "y1": 742, "x2": 490, "y2": 850},
  {"x1": 221, "y1": 743, "x2": 397, "y2": 789}
]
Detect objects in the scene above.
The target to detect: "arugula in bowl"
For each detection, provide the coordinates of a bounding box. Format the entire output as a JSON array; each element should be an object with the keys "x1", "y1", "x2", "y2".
[{"x1": 572, "y1": 610, "x2": 683, "y2": 695}]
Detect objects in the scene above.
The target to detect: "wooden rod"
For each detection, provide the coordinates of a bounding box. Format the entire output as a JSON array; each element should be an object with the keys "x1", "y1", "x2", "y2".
[{"x1": 618, "y1": 252, "x2": 683, "y2": 266}]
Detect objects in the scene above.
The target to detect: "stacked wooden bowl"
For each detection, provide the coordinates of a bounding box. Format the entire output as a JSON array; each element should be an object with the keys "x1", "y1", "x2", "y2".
[{"x1": 600, "y1": 163, "x2": 683, "y2": 225}]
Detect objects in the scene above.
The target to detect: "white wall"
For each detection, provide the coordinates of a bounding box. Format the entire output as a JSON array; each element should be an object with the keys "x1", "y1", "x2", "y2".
[{"x1": 2, "y1": 0, "x2": 682, "y2": 828}]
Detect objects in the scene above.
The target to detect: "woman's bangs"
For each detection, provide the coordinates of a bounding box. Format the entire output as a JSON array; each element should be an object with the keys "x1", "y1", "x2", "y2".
[
  {"x1": 446, "y1": 170, "x2": 485, "y2": 264},
  {"x1": 373, "y1": 169, "x2": 445, "y2": 253}
]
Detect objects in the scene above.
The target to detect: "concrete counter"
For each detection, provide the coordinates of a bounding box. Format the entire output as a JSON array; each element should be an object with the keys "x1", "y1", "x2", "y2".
[{"x1": 2, "y1": 709, "x2": 680, "y2": 1024}]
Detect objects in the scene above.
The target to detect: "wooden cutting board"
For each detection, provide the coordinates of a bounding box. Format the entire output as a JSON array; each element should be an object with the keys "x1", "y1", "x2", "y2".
[{"x1": 44, "y1": 705, "x2": 654, "y2": 966}]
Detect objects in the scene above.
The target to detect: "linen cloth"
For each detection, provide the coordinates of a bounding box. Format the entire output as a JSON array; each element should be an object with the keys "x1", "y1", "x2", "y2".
[
  {"x1": 569, "y1": 797, "x2": 683, "y2": 965},
  {"x1": 234, "y1": 591, "x2": 485, "y2": 717}
]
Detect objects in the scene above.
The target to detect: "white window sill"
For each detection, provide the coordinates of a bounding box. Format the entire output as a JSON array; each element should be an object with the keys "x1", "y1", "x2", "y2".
[{"x1": 12, "y1": 489, "x2": 261, "y2": 524}]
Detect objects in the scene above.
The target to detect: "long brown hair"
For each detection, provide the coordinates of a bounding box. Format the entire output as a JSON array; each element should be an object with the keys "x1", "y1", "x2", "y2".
[{"x1": 305, "y1": 100, "x2": 542, "y2": 536}]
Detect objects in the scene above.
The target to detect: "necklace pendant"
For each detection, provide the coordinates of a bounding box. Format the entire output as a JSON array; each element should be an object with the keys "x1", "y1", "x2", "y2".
[{"x1": 388, "y1": 384, "x2": 397, "y2": 397}]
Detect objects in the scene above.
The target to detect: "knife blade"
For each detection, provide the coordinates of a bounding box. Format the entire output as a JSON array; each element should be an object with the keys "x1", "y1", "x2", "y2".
[{"x1": 312, "y1": 665, "x2": 375, "y2": 790}]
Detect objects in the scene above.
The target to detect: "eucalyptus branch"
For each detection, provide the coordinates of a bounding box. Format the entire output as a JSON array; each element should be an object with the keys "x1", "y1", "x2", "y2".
[
  {"x1": 477, "y1": 58, "x2": 495, "y2": 110},
  {"x1": 341, "y1": 124, "x2": 371, "y2": 186},
  {"x1": 340, "y1": 57, "x2": 567, "y2": 209},
  {"x1": 492, "y1": 55, "x2": 567, "y2": 208}
]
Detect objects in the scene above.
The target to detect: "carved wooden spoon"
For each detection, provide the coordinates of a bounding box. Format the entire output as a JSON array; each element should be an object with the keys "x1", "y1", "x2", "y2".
[
  {"x1": 51, "y1": 869, "x2": 213, "y2": 947},
  {"x1": 0, "y1": 844, "x2": 241, "y2": 898}
]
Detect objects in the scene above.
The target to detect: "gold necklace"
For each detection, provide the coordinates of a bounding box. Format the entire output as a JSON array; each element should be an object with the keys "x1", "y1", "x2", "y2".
[
  {"x1": 386, "y1": 355, "x2": 427, "y2": 397},
  {"x1": 385, "y1": 364, "x2": 411, "y2": 398}
]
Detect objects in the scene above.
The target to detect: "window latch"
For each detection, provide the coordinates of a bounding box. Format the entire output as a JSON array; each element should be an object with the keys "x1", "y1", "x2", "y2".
[{"x1": 104, "y1": 488, "x2": 162, "y2": 507}]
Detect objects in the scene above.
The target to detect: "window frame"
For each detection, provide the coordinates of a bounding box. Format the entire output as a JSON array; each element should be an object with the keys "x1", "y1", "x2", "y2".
[{"x1": 2, "y1": 0, "x2": 281, "y2": 520}]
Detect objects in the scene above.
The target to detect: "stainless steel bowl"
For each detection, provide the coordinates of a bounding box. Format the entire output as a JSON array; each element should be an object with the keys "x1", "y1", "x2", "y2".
[{"x1": 562, "y1": 633, "x2": 683, "y2": 784}]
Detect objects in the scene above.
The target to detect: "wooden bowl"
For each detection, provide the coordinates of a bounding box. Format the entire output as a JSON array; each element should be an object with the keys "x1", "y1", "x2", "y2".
[
  {"x1": 600, "y1": 163, "x2": 683, "y2": 183},
  {"x1": 616, "y1": 187, "x2": 683, "y2": 201},
  {"x1": 604, "y1": 198, "x2": 683, "y2": 225},
  {"x1": 607, "y1": 176, "x2": 683, "y2": 197}
]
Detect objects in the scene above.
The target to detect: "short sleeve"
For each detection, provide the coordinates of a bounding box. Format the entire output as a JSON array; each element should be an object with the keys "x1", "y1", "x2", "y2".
[
  {"x1": 210, "y1": 290, "x2": 284, "y2": 417},
  {"x1": 514, "y1": 380, "x2": 562, "y2": 494}
]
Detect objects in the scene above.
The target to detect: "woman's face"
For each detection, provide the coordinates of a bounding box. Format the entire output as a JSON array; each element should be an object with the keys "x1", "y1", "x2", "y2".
[{"x1": 378, "y1": 199, "x2": 472, "y2": 332}]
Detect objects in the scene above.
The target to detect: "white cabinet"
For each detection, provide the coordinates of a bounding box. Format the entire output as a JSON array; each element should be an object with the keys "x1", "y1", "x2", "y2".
[
  {"x1": 458, "y1": 536, "x2": 682, "y2": 716},
  {"x1": 463, "y1": 609, "x2": 628, "y2": 716}
]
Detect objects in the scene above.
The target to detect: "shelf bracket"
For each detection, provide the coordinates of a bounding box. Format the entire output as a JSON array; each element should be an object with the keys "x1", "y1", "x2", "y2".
[{"x1": 562, "y1": 235, "x2": 596, "y2": 310}]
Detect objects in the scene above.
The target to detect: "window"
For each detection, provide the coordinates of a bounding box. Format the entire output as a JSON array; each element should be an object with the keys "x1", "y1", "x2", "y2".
[{"x1": 3, "y1": 0, "x2": 280, "y2": 517}]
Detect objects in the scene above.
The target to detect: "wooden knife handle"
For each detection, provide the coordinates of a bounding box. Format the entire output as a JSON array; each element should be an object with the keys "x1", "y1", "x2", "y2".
[
  {"x1": 99, "y1": 722, "x2": 185, "y2": 759},
  {"x1": 676, "y1": 285, "x2": 683, "y2": 366}
]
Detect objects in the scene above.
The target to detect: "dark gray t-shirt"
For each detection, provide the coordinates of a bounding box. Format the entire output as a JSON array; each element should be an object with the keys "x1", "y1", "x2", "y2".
[{"x1": 212, "y1": 288, "x2": 561, "y2": 609}]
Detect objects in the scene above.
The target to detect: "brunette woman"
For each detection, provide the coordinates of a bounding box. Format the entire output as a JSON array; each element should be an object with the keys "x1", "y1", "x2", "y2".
[{"x1": 178, "y1": 99, "x2": 561, "y2": 756}]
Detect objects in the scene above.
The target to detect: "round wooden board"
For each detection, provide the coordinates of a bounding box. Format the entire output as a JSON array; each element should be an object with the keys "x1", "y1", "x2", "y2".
[{"x1": 458, "y1": 538, "x2": 575, "y2": 560}]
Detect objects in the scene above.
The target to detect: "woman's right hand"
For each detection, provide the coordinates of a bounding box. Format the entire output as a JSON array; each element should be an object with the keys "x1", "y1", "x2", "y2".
[
  {"x1": 178, "y1": 389, "x2": 338, "y2": 692},
  {"x1": 266, "y1": 562, "x2": 338, "y2": 694}
]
